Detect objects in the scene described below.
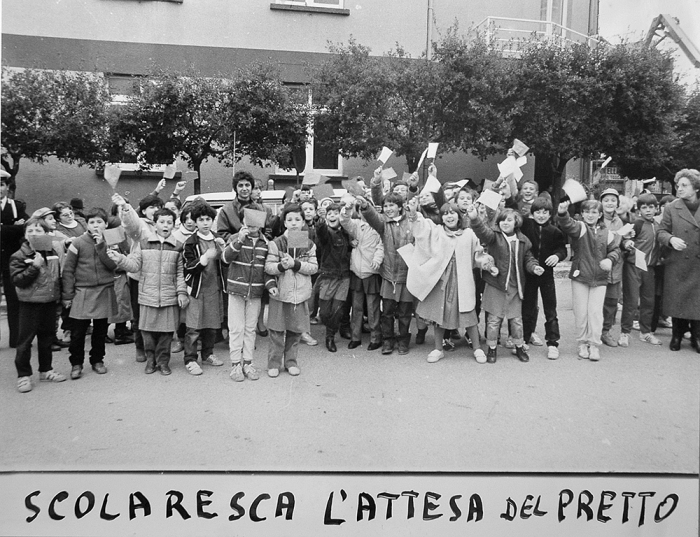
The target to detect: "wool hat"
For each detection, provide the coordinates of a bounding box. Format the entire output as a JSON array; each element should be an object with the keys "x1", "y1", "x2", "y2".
[{"x1": 70, "y1": 198, "x2": 84, "y2": 210}]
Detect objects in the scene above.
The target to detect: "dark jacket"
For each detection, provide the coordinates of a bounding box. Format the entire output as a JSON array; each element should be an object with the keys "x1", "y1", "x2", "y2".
[
  {"x1": 183, "y1": 233, "x2": 227, "y2": 299},
  {"x1": 216, "y1": 198, "x2": 269, "y2": 242},
  {"x1": 315, "y1": 221, "x2": 352, "y2": 280},
  {"x1": 623, "y1": 216, "x2": 659, "y2": 267},
  {"x1": 10, "y1": 241, "x2": 63, "y2": 303},
  {"x1": 556, "y1": 213, "x2": 620, "y2": 287},
  {"x1": 520, "y1": 218, "x2": 568, "y2": 278},
  {"x1": 471, "y1": 215, "x2": 539, "y2": 299}
]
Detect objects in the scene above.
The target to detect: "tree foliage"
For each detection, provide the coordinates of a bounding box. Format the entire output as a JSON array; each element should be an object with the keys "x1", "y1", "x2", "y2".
[
  {"x1": 310, "y1": 38, "x2": 466, "y2": 171},
  {"x1": 110, "y1": 65, "x2": 309, "y2": 193},
  {"x1": 1, "y1": 68, "x2": 111, "y2": 187}
]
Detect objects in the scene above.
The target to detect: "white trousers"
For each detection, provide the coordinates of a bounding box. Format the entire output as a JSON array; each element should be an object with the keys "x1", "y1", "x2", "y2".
[
  {"x1": 571, "y1": 281, "x2": 606, "y2": 346},
  {"x1": 227, "y1": 294, "x2": 262, "y2": 364}
]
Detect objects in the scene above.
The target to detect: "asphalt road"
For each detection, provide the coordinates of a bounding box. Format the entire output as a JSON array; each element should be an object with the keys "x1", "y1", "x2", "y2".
[{"x1": 1, "y1": 279, "x2": 698, "y2": 474}]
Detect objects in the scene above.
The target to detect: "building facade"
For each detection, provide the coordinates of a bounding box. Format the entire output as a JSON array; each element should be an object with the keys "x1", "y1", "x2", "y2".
[{"x1": 2, "y1": 0, "x2": 598, "y2": 209}]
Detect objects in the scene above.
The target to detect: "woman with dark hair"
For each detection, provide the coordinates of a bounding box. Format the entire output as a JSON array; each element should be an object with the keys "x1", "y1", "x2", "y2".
[{"x1": 657, "y1": 168, "x2": 700, "y2": 352}]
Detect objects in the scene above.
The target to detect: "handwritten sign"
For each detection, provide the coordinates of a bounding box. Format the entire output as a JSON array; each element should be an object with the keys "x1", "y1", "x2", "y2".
[{"x1": 1, "y1": 472, "x2": 693, "y2": 536}]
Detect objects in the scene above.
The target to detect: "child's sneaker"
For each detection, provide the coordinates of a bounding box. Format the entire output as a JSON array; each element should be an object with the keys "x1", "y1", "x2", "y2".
[
  {"x1": 529, "y1": 333, "x2": 544, "y2": 346},
  {"x1": 577, "y1": 343, "x2": 590, "y2": 359},
  {"x1": 640, "y1": 333, "x2": 661, "y2": 345},
  {"x1": 618, "y1": 333, "x2": 630, "y2": 347},
  {"x1": 301, "y1": 332, "x2": 318, "y2": 346},
  {"x1": 203, "y1": 354, "x2": 224, "y2": 366},
  {"x1": 632, "y1": 320, "x2": 640, "y2": 331},
  {"x1": 504, "y1": 336, "x2": 515, "y2": 349},
  {"x1": 230, "y1": 362, "x2": 245, "y2": 382},
  {"x1": 17, "y1": 377, "x2": 32, "y2": 393},
  {"x1": 427, "y1": 349, "x2": 444, "y2": 363},
  {"x1": 40, "y1": 370, "x2": 66, "y2": 382},
  {"x1": 473, "y1": 349, "x2": 487, "y2": 364},
  {"x1": 185, "y1": 361, "x2": 203, "y2": 376},
  {"x1": 309, "y1": 316, "x2": 320, "y2": 325},
  {"x1": 511, "y1": 343, "x2": 529, "y2": 355},
  {"x1": 243, "y1": 362, "x2": 260, "y2": 380},
  {"x1": 547, "y1": 346, "x2": 560, "y2": 360},
  {"x1": 171, "y1": 339, "x2": 184, "y2": 353},
  {"x1": 287, "y1": 366, "x2": 300, "y2": 376},
  {"x1": 588, "y1": 345, "x2": 601, "y2": 361},
  {"x1": 442, "y1": 338, "x2": 455, "y2": 351},
  {"x1": 601, "y1": 331, "x2": 618, "y2": 347},
  {"x1": 268, "y1": 368, "x2": 280, "y2": 378}
]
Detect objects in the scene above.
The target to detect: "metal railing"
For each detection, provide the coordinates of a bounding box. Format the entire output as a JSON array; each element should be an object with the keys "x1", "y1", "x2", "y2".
[{"x1": 471, "y1": 16, "x2": 602, "y2": 56}]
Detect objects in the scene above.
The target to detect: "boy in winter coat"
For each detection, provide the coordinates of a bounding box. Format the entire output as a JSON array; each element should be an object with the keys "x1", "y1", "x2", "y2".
[
  {"x1": 557, "y1": 199, "x2": 621, "y2": 361},
  {"x1": 360, "y1": 193, "x2": 415, "y2": 355},
  {"x1": 314, "y1": 203, "x2": 353, "y2": 353},
  {"x1": 109, "y1": 207, "x2": 188, "y2": 375},
  {"x1": 62, "y1": 207, "x2": 119, "y2": 379},
  {"x1": 619, "y1": 193, "x2": 662, "y2": 347},
  {"x1": 264, "y1": 204, "x2": 318, "y2": 377},
  {"x1": 221, "y1": 208, "x2": 277, "y2": 382},
  {"x1": 520, "y1": 197, "x2": 568, "y2": 359},
  {"x1": 11, "y1": 218, "x2": 67, "y2": 392},
  {"x1": 339, "y1": 200, "x2": 384, "y2": 350},
  {"x1": 182, "y1": 202, "x2": 227, "y2": 376}
]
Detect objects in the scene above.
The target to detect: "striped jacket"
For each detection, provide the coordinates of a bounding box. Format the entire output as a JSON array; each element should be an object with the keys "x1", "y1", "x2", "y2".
[
  {"x1": 183, "y1": 233, "x2": 226, "y2": 299},
  {"x1": 222, "y1": 232, "x2": 277, "y2": 299}
]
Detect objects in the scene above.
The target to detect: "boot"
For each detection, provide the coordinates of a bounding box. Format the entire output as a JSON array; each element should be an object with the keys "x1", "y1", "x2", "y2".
[
  {"x1": 415, "y1": 327, "x2": 428, "y2": 345},
  {"x1": 145, "y1": 357, "x2": 157, "y2": 374},
  {"x1": 669, "y1": 318, "x2": 682, "y2": 351},
  {"x1": 325, "y1": 337, "x2": 337, "y2": 353},
  {"x1": 692, "y1": 320, "x2": 700, "y2": 354}
]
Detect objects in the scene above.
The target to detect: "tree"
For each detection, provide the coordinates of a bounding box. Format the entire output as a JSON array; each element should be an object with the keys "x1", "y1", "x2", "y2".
[
  {"x1": 110, "y1": 65, "x2": 309, "y2": 194},
  {"x1": 311, "y1": 38, "x2": 466, "y2": 172},
  {"x1": 1, "y1": 68, "x2": 111, "y2": 193},
  {"x1": 500, "y1": 39, "x2": 684, "y2": 197}
]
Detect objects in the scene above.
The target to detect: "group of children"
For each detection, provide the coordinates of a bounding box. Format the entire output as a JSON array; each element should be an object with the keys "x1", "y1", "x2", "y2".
[{"x1": 8, "y1": 166, "x2": 683, "y2": 393}]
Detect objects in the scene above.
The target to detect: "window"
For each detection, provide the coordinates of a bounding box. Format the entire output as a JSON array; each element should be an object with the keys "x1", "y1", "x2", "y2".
[
  {"x1": 270, "y1": 0, "x2": 349, "y2": 16},
  {"x1": 106, "y1": 74, "x2": 144, "y2": 105},
  {"x1": 275, "y1": 85, "x2": 342, "y2": 177}
]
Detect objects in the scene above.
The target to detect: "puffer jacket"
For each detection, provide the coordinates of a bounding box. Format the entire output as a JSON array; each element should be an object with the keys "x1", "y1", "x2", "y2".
[
  {"x1": 119, "y1": 203, "x2": 156, "y2": 282},
  {"x1": 265, "y1": 233, "x2": 317, "y2": 305},
  {"x1": 471, "y1": 215, "x2": 539, "y2": 299},
  {"x1": 10, "y1": 241, "x2": 63, "y2": 303},
  {"x1": 222, "y1": 232, "x2": 277, "y2": 299},
  {"x1": 557, "y1": 212, "x2": 620, "y2": 287},
  {"x1": 361, "y1": 204, "x2": 413, "y2": 284},
  {"x1": 603, "y1": 214, "x2": 624, "y2": 284},
  {"x1": 62, "y1": 232, "x2": 119, "y2": 302},
  {"x1": 118, "y1": 233, "x2": 186, "y2": 307},
  {"x1": 339, "y1": 214, "x2": 384, "y2": 279}
]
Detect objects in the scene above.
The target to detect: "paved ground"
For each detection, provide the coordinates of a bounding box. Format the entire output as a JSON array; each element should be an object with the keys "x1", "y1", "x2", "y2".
[{"x1": 1, "y1": 279, "x2": 698, "y2": 474}]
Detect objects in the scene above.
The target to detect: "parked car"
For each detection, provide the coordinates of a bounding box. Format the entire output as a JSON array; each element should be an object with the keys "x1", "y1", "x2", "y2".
[{"x1": 185, "y1": 188, "x2": 347, "y2": 215}]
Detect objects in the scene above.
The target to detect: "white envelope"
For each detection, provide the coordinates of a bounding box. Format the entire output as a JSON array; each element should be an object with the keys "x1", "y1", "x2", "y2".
[
  {"x1": 427, "y1": 143, "x2": 439, "y2": 159},
  {"x1": 377, "y1": 146, "x2": 393, "y2": 164},
  {"x1": 477, "y1": 189, "x2": 503, "y2": 211},
  {"x1": 634, "y1": 248, "x2": 648, "y2": 271}
]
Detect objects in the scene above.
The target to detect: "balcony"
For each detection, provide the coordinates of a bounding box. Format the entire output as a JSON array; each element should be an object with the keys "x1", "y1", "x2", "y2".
[{"x1": 471, "y1": 16, "x2": 602, "y2": 56}]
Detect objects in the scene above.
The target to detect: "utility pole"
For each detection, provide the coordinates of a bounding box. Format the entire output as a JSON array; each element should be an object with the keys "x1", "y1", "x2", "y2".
[{"x1": 426, "y1": 0, "x2": 434, "y2": 60}]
